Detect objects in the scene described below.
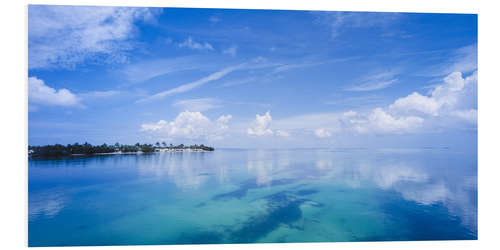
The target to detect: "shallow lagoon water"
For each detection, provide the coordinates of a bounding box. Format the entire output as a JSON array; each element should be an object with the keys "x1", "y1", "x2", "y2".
[{"x1": 28, "y1": 148, "x2": 477, "y2": 246}]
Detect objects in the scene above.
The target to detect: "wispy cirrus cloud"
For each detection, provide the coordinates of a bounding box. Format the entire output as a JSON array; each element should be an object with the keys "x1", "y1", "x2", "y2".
[
  {"x1": 439, "y1": 44, "x2": 477, "y2": 76},
  {"x1": 120, "y1": 56, "x2": 200, "y2": 83},
  {"x1": 346, "y1": 70, "x2": 399, "y2": 91},
  {"x1": 173, "y1": 98, "x2": 222, "y2": 112},
  {"x1": 413, "y1": 44, "x2": 477, "y2": 77},
  {"x1": 272, "y1": 57, "x2": 358, "y2": 74},
  {"x1": 80, "y1": 90, "x2": 122, "y2": 99},
  {"x1": 314, "y1": 11, "x2": 401, "y2": 39},
  {"x1": 347, "y1": 79, "x2": 398, "y2": 91},
  {"x1": 28, "y1": 5, "x2": 161, "y2": 69},
  {"x1": 136, "y1": 65, "x2": 243, "y2": 103}
]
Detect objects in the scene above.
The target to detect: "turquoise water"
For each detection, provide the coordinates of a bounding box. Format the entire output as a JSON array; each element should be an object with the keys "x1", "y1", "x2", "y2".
[{"x1": 28, "y1": 149, "x2": 477, "y2": 246}]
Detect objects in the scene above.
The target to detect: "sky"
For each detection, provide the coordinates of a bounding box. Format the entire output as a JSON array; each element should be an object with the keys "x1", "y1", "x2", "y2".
[{"x1": 28, "y1": 5, "x2": 478, "y2": 149}]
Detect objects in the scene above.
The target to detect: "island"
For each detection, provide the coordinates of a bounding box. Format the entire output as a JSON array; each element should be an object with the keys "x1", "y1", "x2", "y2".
[{"x1": 28, "y1": 142, "x2": 215, "y2": 158}]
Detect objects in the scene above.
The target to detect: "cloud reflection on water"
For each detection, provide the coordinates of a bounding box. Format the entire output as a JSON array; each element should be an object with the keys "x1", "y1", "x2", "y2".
[
  {"x1": 310, "y1": 149, "x2": 477, "y2": 231},
  {"x1": 29, "y1": 189, "x2": 67, "y2": 221}
]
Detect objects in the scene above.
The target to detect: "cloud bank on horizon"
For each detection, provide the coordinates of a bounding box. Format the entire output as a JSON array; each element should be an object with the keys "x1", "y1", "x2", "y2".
[{"x1": 28, "y1": 6, "x2": 477, "y2": 148}]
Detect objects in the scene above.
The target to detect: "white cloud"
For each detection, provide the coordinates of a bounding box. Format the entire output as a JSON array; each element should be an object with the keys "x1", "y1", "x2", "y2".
[
  {"x1": 389, "y1": 92, "x2": 440, "y2": 116},
  {"x1": 28, "y1": 5, "x2": 160, "y2": 69},
  {"x1": 276, "y1": 130, "x2": 290, "y2": 137},
  {"x1": 140, "y1": 111, "x2": 232, "y2": 141},
  {"x1": 220, "y1": 77, "x2": 256, "y2": 87},
  {"x1": 29, "y1": 189, "x2": 67, "y2": 220},
  {"x1": 216, "y1": 115, "x2": 233, "y2": 133},
  {"x1": 81, "y1": 90, "x2": 121, "y2": 99},
  {"x1": 209, "y1": 16, "x2": 221, "y2": 23},
  {"x1": 121, "y1": 56, "x2": 200, "y2": 83},
  {"x1": 217, "y1": 114, "x2": 233, "y2": 124},
  {"x1": 371, "y1": 164, "x2": 428, "y2": 190},
  {"x1": 178, "y1": 37, "x2": 214, "y2": 50},
  {"x1": 399, "y1": 183, "x2": 448, "y2": 205},
  {"x1": 390, "y1": 71, "x2": 477, "y2": 118},
  {"x1": 314, "y1": 128, "x2": 332, "y2": 138},
  {"x1": 173, "y1": 98, "x2": 221, "y2": 112},
  {"x1": 354, "y1": 108, "x2": 424, "y2": 134},
  {"x1": 248, "y1": 111, "x2": 273, "y2": 136},
  {"x1": 223, "y1": 45, "x2": 238, "y2": 57},
  {"x1": 348, "y1": 79, "x2": 398, "y2": 91},
  {"x1": 137, "y1": 65, "x2": 242, "y2": 103},
  {"x1": 272, "y1": 57, "x2": 355, "y2": 74},
  {"x1": 343, "y1": 110, "x2": 357, "y2": 117},
  {"x1": 443, "y1": 44, "x2": 477, "y2": 75},
  {"x1": 269, "y1": 71, "x2": 476, "y2": 136},
  {"x1": 314, "y1": 12, "x2": 400, "y2": 39},
  {"x1": 451, "y1": 109, "x2": 477, "y2": 124},
  {"x1": 347, "y1": 70, "x2": 398, "y2": 91},
  {"x1": 28, "y1": 77, "x2": 81, "y2": 108}
]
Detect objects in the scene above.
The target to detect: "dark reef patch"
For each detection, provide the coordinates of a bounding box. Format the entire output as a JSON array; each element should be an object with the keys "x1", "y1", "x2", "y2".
[
  {"x1": 183, "y1": 190, "x2": 324, "y2": 244},
  {"x1": 212, "y1": 187, "x2": 248, "y2": 200},
  {"x1": 376, "y1": 198, "x2": 477, "y2": 241},
  {"x1": 230, "y1": 192, "x2": 305, "y2": 243},
  {"x1": 294, "y1": 189, "x2": 319, "y2": 196},
  {"x1": 195, "y1": 202, "x2": 207, "y2": 208},
  {"x1": 211, "y1": 178, "x2": 296, "y2": 201}
]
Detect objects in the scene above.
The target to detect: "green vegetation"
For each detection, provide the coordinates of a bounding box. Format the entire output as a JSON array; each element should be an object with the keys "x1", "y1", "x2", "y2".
[
  {"x1": 28, "y1": 142, "x2": 214, "y2": 157},
  {"x1": 158, "y1": 143, "x2": 215, "y2": 151}
]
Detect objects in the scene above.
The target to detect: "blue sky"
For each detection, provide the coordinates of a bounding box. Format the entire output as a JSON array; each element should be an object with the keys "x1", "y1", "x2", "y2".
[{"x1": 28, "y1": 5, "x2": 477, "y2": 149}]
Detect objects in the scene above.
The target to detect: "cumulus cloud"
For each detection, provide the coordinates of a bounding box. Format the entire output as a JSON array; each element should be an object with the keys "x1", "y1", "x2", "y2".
[
  {"x1": 140, "y1": 111, "x2": 232, "y2": 141},
  {"x1": 314, "y1": 128, "x2": 332, "y2": 138},
  {"x1": 356, "y1": 108, "x2": 424, "y2": 134},
  {"x1": 248, "y1": 111, "x2": 273, "y2": 136},
  {"x1": 216, "y1": 115, "x2": 233, "y2": 131},
  {"x1": 269, "y1": 71, "x2": 476, "y2": 136},
  {"x1": 28, "y1": 5, "x2": 160, "y2": 69},
  {"x1": 343, "y1": 110, "x2": 357, "y2": 117},
  {"x1": 451, "y1": 109, "x2": 477, "y2": 124},
  {"x1": 178, "y1": 37, "x2": 214, "y2": 50},
  {"x1": 390, "y1": 71, "x2": 477, "y2": 118},
  {"x1": 276, "y1": 130, "x2": 290, "y2": 137},
  {"x1": 343, "y1": 71, "x2": 476, "y2": 133},
  {"x1": 389, "y1": 92, "x2": 440, "y2": 116},
  {"x1": 28, "y1": 77, "x2": 81, "y2": 108},
  {"x1": 217, "y1": 114, "x2": 233, "y2": 124}
]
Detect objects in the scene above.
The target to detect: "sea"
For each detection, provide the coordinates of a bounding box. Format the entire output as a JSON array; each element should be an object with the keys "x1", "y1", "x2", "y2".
[{"x1": 28, "y1": 148, "x2": 477, "y2": 246}]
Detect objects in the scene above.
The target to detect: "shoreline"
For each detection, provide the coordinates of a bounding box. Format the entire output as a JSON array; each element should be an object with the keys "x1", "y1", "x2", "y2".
[
  {"x1": 29, "y1": 148, "x2": 214, "y2": 158},
  {"x1": 72, "y1": 148, "x2": 214, "y2": 156}
]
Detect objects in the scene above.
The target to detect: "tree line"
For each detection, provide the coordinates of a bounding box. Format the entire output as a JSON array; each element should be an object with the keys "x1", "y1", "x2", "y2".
[{"x1": 28, "y1": 142, "x2": 214, "y2": 158}]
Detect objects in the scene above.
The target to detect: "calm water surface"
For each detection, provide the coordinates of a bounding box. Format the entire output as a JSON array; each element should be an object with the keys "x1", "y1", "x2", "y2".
[{"x1": 28, "y1": 149, "x2": 477, "y2": 246}]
